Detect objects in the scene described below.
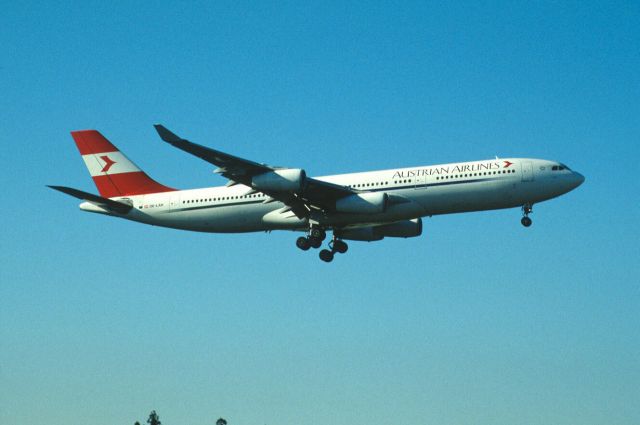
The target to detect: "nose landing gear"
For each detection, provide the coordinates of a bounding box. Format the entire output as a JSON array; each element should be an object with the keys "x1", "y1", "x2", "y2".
[{"x1": 521, "y1": 203, "x2": 533, "y2": 227}]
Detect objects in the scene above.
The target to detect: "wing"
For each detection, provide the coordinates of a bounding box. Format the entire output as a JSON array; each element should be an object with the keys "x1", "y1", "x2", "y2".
[{"x1": 154, "y1": 125, "x2": 357, "y2": 216}]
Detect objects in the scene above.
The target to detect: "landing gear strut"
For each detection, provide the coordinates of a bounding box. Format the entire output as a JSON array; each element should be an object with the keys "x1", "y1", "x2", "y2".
[
  {"x1": 521, "y1": 203, "x2": 533, "y2": 227},
  {"x1": 310, "y1": 227, "x2": 326, "y2": 241}
]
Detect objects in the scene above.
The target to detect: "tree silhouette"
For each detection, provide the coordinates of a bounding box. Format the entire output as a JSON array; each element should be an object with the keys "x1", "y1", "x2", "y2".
[
  {"x1": 216, "y1": 418, "x2": 228, "y2": 425},
  {"x1": 147, "y1": 411, "x2": 161, "y2": 425},
  {"x1": 134, "y1": 422, "x2": 141, "y2": 425}
]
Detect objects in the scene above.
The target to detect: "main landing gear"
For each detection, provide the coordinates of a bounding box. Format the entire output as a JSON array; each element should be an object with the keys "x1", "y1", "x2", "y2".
[
  {"x1": 295, "y1": 227, "x2": 348, "y2": 262},
  {"x1": 296, "y1": 227, "x2": 326, "y2": 251},
  {"x1": 521, "y1": 203, "x2": 533, "y2": 227},
  {"x1": 319, "y1": 238, "x2": 349, "y2": 263}
]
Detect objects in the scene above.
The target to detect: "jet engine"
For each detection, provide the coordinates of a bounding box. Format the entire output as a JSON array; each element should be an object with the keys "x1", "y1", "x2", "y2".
[
  {"x1": 252, "y1": 168, "x2": 306, "y2": 192},
  {"x1": 335, "y1": 192, "x2": 388, "y2": 214},
  {"x1": 336, "y1": 218, "x2": 422, "y2": 241}
]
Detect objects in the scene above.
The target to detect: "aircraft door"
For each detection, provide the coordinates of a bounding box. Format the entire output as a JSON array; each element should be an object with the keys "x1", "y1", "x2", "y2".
[
  {"x1": 169, "y1": 193, "x2": 181, "y2": 210},
  {"x1": 414, "y1": 173, "x2": 426, "y2": 189},
  {"x1": 521, "y1": 161, "x2": 534, "y2": 182}
]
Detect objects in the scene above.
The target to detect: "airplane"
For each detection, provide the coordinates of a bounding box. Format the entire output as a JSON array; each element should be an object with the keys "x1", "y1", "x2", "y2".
[{"x1": 49, "y1": 125, "x2": 585, "y2": 262}]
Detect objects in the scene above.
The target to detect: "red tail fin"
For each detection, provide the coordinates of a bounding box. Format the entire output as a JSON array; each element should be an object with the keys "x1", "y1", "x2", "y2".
[{"x1": 71, "y1": 130, "x2": 175, "y2": 198}]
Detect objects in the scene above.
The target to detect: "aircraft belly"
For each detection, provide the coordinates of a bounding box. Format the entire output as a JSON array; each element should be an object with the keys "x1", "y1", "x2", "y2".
[
  {"x1": 150, "y1": 203, "x2": 277, "y2": 233},
  {"x1": 420, "y1": 180, "x2": 520, "y2": 215}
]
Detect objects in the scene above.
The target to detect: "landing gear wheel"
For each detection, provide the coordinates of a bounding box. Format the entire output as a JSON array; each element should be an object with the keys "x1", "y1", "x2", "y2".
[
  {"x1": 296, "y1": 236, "x2": 310, "y2": 251},
  {"x1": 521, "y1": 216, "x2": 532, "y2": 227},
  {"x1": 309, "y1": 237, "x2": 323, "y2": 249},
  {"x1": 521, "y1": 203, "x2": 533, "y2": 227},
  {"x1": 333, "y1": 239, "x2": 348, "y2": 254},
  {"x1": 310, "y1": 228, "x2": 326, "y2": 241},
  {"x1": 319, "y1": 249, "x2": 334, "y2": 263}
]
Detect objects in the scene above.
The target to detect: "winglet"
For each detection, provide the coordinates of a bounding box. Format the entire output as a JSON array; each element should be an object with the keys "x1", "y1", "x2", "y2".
[{"x1": 154, "y1": 124, "x2": 183, "y2": 143}]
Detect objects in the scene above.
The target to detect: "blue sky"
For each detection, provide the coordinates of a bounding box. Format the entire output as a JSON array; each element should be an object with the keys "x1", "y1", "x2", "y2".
[{"x1": 1, "y1": 2, "x2": 638, "y2": 424}]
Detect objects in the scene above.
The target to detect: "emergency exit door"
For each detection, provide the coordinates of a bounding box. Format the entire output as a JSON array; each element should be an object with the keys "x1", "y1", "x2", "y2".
[{"x1": 521, "y1": 161, "x2": 534, "y2": 182}]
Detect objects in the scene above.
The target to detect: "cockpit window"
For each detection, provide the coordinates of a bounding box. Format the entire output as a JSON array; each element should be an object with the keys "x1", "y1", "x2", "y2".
[{"x1": 552, "y1": 164, "x2": 571, "y2": 171}]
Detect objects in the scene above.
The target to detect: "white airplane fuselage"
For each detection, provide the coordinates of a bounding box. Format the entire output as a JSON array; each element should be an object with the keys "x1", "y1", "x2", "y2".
[{"x1": 81, "y1": 157, "x2": 585, "y2": 233}]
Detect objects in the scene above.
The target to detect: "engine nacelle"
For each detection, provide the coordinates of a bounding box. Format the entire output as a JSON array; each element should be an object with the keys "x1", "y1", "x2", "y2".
[
  {"x1": 252, "y1": 168, "x2": 306, "y2": 192},
  {"x1": 336, "y1": 192, "x2": 388, "y2": 214},
  {"x1": 336, "y1": 218, "x2": 423, "y2": 242},
  {"x1": 334, "y1": 227, "x2": 384, "y2": 242},
  {"x1": 376, "y1": 218, "x2": 422, "y2": 238}
]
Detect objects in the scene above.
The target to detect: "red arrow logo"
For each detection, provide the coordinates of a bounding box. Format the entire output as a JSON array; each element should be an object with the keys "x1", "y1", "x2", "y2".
[
  {"x1": 100, "y1": 155, "x2": 116, "y2": 172},
  {"x1": 503, "y1": 160, "x2": 514, "y2": 168}
]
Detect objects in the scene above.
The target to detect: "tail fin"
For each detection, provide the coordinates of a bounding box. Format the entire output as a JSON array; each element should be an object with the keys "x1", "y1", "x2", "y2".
[{"x1": 71, "y1": 130, "x2": 175, "y2": 197}]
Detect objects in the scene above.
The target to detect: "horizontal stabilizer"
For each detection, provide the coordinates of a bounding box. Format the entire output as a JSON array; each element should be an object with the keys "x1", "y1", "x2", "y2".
[{"x1": 47, "y1": 185, "x2": 133, "y2": 214}]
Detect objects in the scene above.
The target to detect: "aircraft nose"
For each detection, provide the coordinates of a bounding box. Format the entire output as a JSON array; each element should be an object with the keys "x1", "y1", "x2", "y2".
[{"x1": 571, "y1": 171, "x2": 585, "y2": 188}]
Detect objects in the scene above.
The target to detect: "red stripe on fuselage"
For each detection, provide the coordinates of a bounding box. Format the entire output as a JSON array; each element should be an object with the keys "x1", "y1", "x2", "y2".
[
  {"x1": 92, "y1": 172, "x2": 176, "y2": 198},
  {"x1": 72, "y1": 130, "x2": 118, "y2": 155}
]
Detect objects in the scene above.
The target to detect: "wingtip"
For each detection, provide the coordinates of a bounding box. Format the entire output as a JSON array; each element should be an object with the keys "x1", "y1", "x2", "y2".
[
  {"x1": 154, "y1": 124, "x2": 182, "y2": 143},
  {"x1": 47, "y1": 185, "x2": 73, "y2": 194},
  {"x1": 47, "y1": 185, "x2": 77, "y2": 198}
]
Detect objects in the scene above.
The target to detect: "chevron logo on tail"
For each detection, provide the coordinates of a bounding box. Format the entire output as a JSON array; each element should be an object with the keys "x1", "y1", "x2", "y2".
[{"x1": 99, "y1": 155, "x2": 116, "y2": 172}]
